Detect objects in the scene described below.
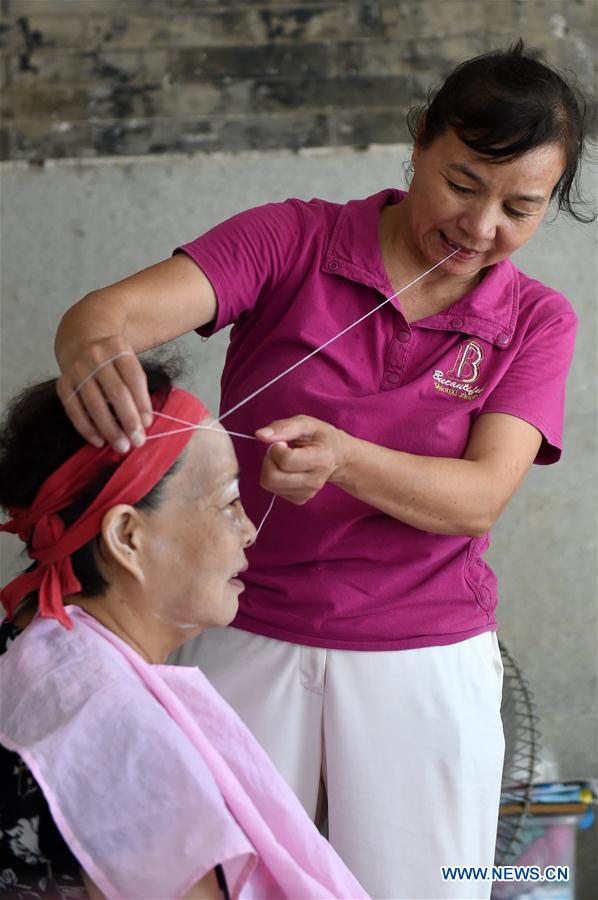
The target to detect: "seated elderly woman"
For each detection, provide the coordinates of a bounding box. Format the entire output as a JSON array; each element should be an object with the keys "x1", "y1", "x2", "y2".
[{"x1": 0, "y1": 360, "x2": 367, "y2": 900}]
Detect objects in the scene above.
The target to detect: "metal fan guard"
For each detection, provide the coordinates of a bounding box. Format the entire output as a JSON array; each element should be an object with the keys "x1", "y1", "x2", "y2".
[{"x1": 494, "y1": 640, "x2": 541, "y2": 866}]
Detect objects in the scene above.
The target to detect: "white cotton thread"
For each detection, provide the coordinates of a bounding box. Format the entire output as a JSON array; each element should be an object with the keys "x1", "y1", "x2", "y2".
[
  {"x1": 150, "y1": 411, "x2": 257, "y2": 441},
  {"x1": 145, "y1": 425, "x2": 207, "y2": 440},
  {"x1": 65, "y1": 351, "x2": 133, "y2": 403},
  {"x1": 256, "y1": 494, "x2": 276, "y2": 537},
  {"x1": 147, "y1": 410, "x2": 276, "y2": 535},
  {"x1": 215, "y1": 249, "x2": 458, "y2": 424}
]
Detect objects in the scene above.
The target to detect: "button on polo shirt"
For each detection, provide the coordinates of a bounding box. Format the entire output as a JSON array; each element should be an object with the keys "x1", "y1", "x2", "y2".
[{"x1": 177, "y1": 190, "x2": 577, "y2": 651}]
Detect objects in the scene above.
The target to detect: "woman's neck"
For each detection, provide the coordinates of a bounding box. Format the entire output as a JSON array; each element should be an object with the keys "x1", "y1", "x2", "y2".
[
  {"x1": 72, "y1": 590, "x2": 185, "y2": 664},
  {"x1": 14, "y1": 588, "x2": 198, "y2": 665}
]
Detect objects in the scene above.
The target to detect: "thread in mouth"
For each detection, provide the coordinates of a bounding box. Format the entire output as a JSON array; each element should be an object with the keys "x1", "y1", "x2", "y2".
[{"x1": 441, "y1": 232, "x2": 480, "y2": 257}]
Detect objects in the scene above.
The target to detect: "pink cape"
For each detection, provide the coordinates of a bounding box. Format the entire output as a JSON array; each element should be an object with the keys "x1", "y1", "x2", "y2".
[{"x1": 0, "y1": 607, "x2": 368, "y2": 899}]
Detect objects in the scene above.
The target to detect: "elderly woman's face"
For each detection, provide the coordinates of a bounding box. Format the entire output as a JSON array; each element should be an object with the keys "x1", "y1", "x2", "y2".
[
  {"x1": 139, "y1": 421, "x2": 256, "y2": 632},
  {"x1": 407, "y1": 128, "x2": 566, "y2": 277}
]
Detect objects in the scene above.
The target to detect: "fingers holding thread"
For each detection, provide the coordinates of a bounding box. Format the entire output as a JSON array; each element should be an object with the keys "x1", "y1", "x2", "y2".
[
  {"x1": 56, "y1": 377, "x2": 105, "y2": 448},
  {"x1": 256, "y1": 416, "x2": 314, "y2": 445},
  {"x1": 113, "y1": 352, "x2": 153, "y2": 429},
  {"x1": 65, "y1": 351, "x2": 133, "y2": 403},
  {"x1": 63, "y1": 350, "x2": 149, "y2": 452},
  {"x1": 69, "y1": 377, "x2": 133, "y2": 453}
]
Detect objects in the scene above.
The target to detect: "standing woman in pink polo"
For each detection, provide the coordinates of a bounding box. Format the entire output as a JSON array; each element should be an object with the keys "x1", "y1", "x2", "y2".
[{"x1": 54, "y1": 44, "x2": 591, "y2": 899}]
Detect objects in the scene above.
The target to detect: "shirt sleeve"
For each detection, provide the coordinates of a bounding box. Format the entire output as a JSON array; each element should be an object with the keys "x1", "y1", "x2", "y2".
[
  {"x1": 479, "y1": 308, "x2": 578, "y2": 464},
  {"x1": 174, "y1": 199, "x2": 305, "y2": 336}
]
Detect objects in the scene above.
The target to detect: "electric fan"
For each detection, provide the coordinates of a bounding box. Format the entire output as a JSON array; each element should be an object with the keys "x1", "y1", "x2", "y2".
[{"x1": 494, "y1": 640, "x2": 542, "y2": 866}]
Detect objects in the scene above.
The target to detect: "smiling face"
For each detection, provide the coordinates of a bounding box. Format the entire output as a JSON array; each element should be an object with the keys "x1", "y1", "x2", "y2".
[
  {"x1": 403, "y1": 128, "x2": 566, "y2": 282},
  {"x1": 137, "y1": 420, "x2": 256, "y2": 634}
]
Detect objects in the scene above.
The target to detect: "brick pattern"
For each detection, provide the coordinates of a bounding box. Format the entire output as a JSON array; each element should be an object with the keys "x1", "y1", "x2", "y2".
[{"x1": 1, "y1": 0, "x2": 596, "y2": 160}]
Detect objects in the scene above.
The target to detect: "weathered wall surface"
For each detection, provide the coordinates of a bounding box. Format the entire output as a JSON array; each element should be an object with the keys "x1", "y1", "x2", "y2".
[{"x1": 1, "y1": 0, "x2": 596, "y2": 160}]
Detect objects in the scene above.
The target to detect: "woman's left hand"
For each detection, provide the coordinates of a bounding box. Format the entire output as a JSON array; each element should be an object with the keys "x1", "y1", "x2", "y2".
[{"x1": 255, "y1": 416, "x2": 348, "y2": 505}]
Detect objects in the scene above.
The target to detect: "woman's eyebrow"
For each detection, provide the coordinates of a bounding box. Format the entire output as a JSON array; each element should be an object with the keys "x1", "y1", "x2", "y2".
[{"x1": 447, "y1": 163, "x2": 545, "y2": 203}]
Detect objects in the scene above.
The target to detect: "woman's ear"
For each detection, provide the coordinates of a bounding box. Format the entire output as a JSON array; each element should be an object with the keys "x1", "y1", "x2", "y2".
[{"x1": 99, "y1": 505, "x2": 145, "y2": 582}]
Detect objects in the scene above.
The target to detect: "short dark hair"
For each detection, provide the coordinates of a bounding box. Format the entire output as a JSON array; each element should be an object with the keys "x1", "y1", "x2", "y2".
[
  {"x1": 0, "y1": 356, "x2": 185, "y2": 599},
  {"x1": 409, "y1": 40, "x2": 595, "y2": 223}
]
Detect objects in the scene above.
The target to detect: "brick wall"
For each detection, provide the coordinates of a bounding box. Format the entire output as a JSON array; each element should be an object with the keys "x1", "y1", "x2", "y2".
[{"x1": 1, "y1": 0, "x2": 596, "y2": 161}]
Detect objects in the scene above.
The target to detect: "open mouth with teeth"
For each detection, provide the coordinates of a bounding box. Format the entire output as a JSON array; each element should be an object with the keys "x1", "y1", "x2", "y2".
[{"x1": 440, "y1": 232, "x2": 482, "y2": 258}]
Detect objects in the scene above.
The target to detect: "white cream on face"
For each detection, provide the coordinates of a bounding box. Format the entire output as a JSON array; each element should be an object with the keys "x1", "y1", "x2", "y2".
[
  {"x1": 218, "y1": 476, "x2": 247, "y2": 534},
  {"x1": 220, "y1": 476, "x2": 241, "y2": 506},
  {"x1": 149, "y1": 608, "x2": 200, "y2": 630}
]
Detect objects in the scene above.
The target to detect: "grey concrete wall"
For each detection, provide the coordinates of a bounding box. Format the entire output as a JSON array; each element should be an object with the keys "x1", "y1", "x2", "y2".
[
  {"x1": 1, "y1": 146, "x2": 596, "y2": 790},
  {"x1": 1, "y1": 0, "x2": 596, "y2": 160}
]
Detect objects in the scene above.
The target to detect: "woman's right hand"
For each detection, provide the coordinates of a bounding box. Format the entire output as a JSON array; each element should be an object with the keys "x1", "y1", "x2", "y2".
[
  {"x1": 56, "y1": 334, "x2": 153, "y2": 453},
  {"x1": 54, "y1": 254, "x2": 219, "y2": 453}
]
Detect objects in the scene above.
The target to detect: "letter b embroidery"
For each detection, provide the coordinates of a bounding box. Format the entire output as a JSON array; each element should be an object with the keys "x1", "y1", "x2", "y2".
[{"x1": 449, "y1": 340, "x2": 484, "y2": 383}]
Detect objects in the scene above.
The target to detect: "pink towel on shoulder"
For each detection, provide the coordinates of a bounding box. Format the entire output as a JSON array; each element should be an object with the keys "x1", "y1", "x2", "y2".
[{"x1": 0, "y1": 606, "x2": 368, "y2": 899}]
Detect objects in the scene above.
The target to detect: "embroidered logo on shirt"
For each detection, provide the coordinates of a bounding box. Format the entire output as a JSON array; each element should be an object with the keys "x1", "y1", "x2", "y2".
[
  {"x1": 433, "y1": 340, "x2": 486, "y2": 400},
  {"x1": 449, "y1": 340, "x2": 484, "y2": 382}
]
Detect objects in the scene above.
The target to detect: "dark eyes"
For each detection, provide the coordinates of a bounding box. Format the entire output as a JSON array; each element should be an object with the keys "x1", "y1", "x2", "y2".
[{"x1": 444, "y1": 178, "x2": 530, "y2": 219}]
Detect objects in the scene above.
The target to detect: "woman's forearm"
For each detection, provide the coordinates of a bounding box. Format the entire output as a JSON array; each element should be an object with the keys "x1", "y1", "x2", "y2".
[
  {"x1": 56, "y1": 254, "x2": 217, "y2": 367},
  {"x1": 330, "y1": 433, "x2": 496, "y2": 537},
  {"x1": 259, "y1": 412, "x2": 541, "y2": 535}
]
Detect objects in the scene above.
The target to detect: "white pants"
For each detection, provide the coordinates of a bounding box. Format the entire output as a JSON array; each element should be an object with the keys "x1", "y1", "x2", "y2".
[{"x1": 175, "y1": 628, "x2": 505, "y2": 900}]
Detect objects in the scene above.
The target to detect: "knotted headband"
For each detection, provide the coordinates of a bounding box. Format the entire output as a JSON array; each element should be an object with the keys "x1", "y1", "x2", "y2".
[{"x1": 0, "y1": 387, "x2": 210, "y2": 629}]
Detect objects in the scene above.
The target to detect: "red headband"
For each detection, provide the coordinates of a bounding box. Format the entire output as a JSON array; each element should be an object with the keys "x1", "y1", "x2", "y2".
[{"x1": 0, "y1": 387, "x2": 211, "y2": 629}]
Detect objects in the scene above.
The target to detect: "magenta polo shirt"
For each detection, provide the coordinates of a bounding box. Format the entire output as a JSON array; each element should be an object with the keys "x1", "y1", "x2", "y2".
[{"x1": 177, "y1": 189, "x2": 577, "y2": 651}]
